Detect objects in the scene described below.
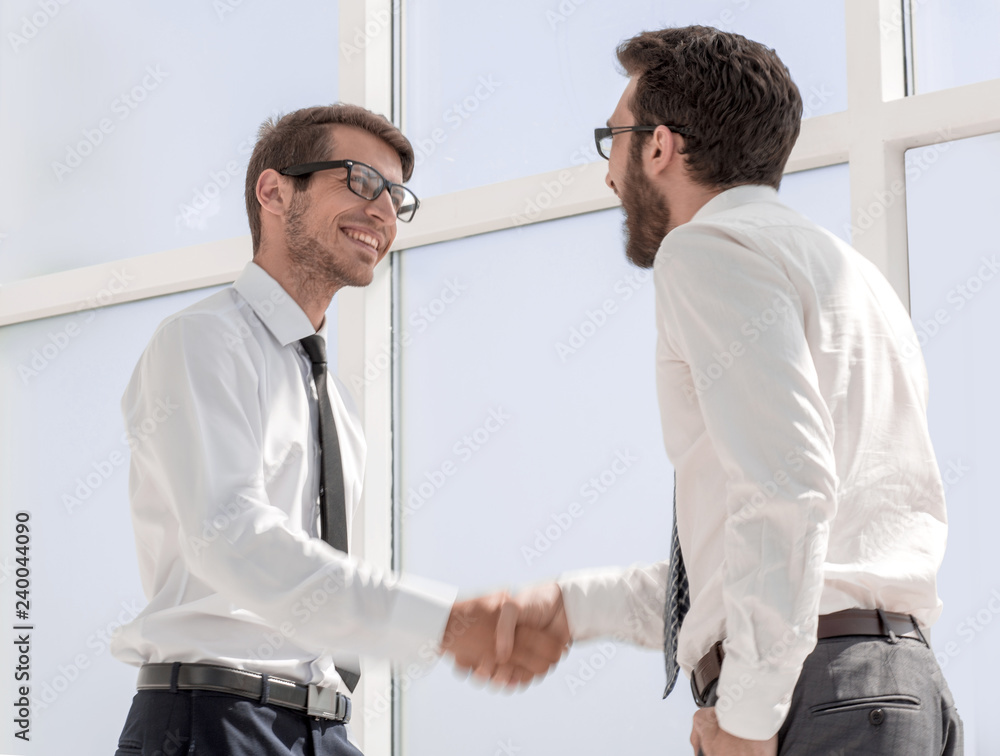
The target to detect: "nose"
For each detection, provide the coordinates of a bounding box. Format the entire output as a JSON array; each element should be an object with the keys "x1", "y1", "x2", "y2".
[
  {"x1": 605, "y1": 171, "x2": 618, "y2": 197},
  {"x1": 365, "y1": 187, "x2": 396, "y2": 223}
]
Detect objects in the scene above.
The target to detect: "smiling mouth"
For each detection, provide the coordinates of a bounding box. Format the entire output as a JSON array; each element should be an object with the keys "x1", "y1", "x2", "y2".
[{"x1": 342, "y1": 227, "x2": 381, "y2": 255}]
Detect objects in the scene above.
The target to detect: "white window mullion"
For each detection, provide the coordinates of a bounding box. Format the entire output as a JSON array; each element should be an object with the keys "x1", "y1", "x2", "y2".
[
  {"x1": 847, "y1": 139, "x2": 912, "y2": 307},
  {"x1": 843, "y1": 0, "x2": 911, "y2": 307},
  {"x1": 0, "y1": 99, "x2": 860, "y2": 330},
  {"x1": 0, "y1": 235, "x2": 249, "y2": 327},
  {"x1": 883, "y1": 78, "x2": 1000, "y2": 145},
  {"x1": 337, "y1": 1, "x2": 395, "y2": 754}
]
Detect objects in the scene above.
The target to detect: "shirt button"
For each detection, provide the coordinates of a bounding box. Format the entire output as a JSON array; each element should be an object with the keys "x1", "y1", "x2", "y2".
[{"x1": 869, "y1": 708, "x2": 885, "y2": 726}]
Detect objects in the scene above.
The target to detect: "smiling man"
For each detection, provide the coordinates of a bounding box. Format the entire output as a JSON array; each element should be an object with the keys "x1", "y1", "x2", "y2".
[
  {"x1": 508, "y1": 27, "x2": 962, "y2": 756},
  {"x1": 111, "y1": 105, "x2": 565, "y2": 756}
]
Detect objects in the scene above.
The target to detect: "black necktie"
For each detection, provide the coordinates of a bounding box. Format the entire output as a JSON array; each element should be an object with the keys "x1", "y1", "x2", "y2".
[{"x1": 299, "y1": 334, "x2": 361, "y2": 693}]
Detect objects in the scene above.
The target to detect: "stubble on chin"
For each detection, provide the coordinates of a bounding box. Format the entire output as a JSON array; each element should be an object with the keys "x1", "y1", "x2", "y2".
[{"x1": 285, "y1": 193, "x2": 375, "y2": 298}]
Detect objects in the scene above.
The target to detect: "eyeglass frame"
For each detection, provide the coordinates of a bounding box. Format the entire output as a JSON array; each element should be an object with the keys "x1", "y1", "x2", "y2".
[
  {"x1": 593, "y1": 125, "x2": 695, "y2": 160},
  {"x1": 278, "y1": 159, "x2": 421, "y2": 222}
]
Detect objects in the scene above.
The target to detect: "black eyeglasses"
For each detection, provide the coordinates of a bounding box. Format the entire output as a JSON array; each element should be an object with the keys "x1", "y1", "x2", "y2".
[
  {"x1": 594, "y1": 125, "x2": 695, "y2": 160},
  {"x1": 278, "y1": 160, "x2": 420, "y2": 222}
]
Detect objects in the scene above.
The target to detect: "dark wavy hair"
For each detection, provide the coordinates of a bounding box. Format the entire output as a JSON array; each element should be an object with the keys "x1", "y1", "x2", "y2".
[
  {"x1": 617, "y1": 26, "x2": 802, "y2": 190},
  {"x1": 244, "y1": 104, "x2": 414, "y2": 255}
]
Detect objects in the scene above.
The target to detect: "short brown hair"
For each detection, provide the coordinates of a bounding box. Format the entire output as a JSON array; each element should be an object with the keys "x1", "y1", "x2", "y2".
[
  {"x1": 244, "y1": 104, "x2": 415, "y2": 254},
  {"x1": 617, "y1": 26, "x2": 802, "y2": 190}
]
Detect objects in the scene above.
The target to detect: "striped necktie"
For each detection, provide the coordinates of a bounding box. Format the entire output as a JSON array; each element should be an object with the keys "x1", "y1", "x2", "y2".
[{"x1": 662, "y1": 473, "x2": 690, "y2": 698}]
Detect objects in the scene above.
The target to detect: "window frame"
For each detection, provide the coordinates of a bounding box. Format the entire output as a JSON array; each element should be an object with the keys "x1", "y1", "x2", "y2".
[{"x1": 2, "y1": 2, "x2": 999, "y2": 752}]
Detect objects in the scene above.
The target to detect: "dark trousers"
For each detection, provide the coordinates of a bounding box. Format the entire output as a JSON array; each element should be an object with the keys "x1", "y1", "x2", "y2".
[
  {"x1": 114, "y1": 690, "x2": 363, "y2": 756},
  {"x1": 775, "y1": 635, "x2": 963, "y2": 755}
]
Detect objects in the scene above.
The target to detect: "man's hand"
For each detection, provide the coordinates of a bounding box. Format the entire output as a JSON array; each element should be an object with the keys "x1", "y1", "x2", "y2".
[
  {"x1": 490, "y1": 582, "x2": 572, "y2": 688},
  {"x1": 690, "y1": 708, "x2": 777, "y2": 756},
  {"x1": 440, "y1": 591, "x2": 565, "y2": 683}
]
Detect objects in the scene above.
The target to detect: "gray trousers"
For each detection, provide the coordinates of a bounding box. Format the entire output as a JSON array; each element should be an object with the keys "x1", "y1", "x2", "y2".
[
  {"x1": 775, "y1": 635, "x2": 963, "y2": 755},
  {"x1": 114, "y1": 690, "x2": 363, "y2": 756}
]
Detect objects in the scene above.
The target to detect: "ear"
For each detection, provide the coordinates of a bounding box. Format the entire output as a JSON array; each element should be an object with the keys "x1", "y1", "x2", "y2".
[
  {"x1": 257, "y1": 168, "x2": 293, "y2": 221},
  {"x1": 644, "y1": 125, "x2": 678, "y2": 177}
]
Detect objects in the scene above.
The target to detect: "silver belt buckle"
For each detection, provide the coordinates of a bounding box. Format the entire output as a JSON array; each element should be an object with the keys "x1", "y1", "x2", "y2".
[{"x1": 307, "y1": 684, "x2": 351, "y2": 723}]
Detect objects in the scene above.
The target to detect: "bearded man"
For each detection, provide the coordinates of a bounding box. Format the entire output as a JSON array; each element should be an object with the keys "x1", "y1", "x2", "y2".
[{"x1": 508, "y1": 26, "x2": 963, "y2": 756}]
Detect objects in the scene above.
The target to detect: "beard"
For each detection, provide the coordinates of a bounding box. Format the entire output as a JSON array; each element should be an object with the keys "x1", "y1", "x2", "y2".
[
  {"x1": 620, "y1": 152, "x2": 671, "y2": 269},
  {"x1": 284, "y1": 190, "x2": 376, "y2": 296}
]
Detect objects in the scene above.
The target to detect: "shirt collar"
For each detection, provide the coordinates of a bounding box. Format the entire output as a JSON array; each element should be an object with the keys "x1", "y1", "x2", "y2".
[
  {"x1": 691, "y1": 184, "x2": 780, "y2": 222},
  {"x1": 232, "y1": 261, "x2": 327, "y2": 347}
]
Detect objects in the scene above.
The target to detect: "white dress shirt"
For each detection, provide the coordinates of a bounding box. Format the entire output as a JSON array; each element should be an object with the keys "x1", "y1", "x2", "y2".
[
  {"x1": 559, "y1": 185, "x2": 947, "y2": 740},
  {"x1": 112, "y1": 261, "x2": 456, "y2": 692}
]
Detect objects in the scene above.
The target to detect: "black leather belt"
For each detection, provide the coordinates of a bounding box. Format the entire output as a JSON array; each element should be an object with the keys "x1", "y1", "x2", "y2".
[
  {"x1": 137, "y1": 662, "x2": 351, "y2": 723},
  {"x1": 690, "y1": 608, "x2": 929, "y2": 708}
]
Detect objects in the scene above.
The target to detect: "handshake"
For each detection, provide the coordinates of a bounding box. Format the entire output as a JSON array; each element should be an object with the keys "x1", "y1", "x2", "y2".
[{"x1": 439, "y1": 582, "x2": 570, "y2": 688}]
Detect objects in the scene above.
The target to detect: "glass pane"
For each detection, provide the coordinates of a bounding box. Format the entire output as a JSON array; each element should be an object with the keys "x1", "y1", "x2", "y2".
[
  {"x1": 0, "y1": 282, "x2": 337, "y2": 756},
  {"x1": 911, "y1": 0, "x2": 1000, "y2": 94},
  {"x1": 0, "y1": 287, "x2": 222, "y2": 755},
  {"x1": 394, "y1": 164, "x2": 848, "y2": 754},
  {"x1": 906, "y1": 131, "x2": 1000, "y2": 754},
  {"x1": 779, "y1": 163, "x2": 851, "y2": 244},
  {"x1": 397, "y1": 208, "x2": 683, "y2": 754},
  {"x1": 0, "y1": 1, "x2": 338, "y2": 282},
  {"x1": 404, "y1": 0, "x2": 847, "y2": 197}
]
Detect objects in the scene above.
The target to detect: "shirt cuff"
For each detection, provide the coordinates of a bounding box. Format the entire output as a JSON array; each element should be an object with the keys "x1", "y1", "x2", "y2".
[
  {"x1": 558, "y1": 567, "x2": 633, "y2": 641},
  {"x1": 713, "y1": 656, "x2": 796, "y2": 740},
  {"x1": 382, "y1": 574, "x2": 458, "y2": 663}
]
